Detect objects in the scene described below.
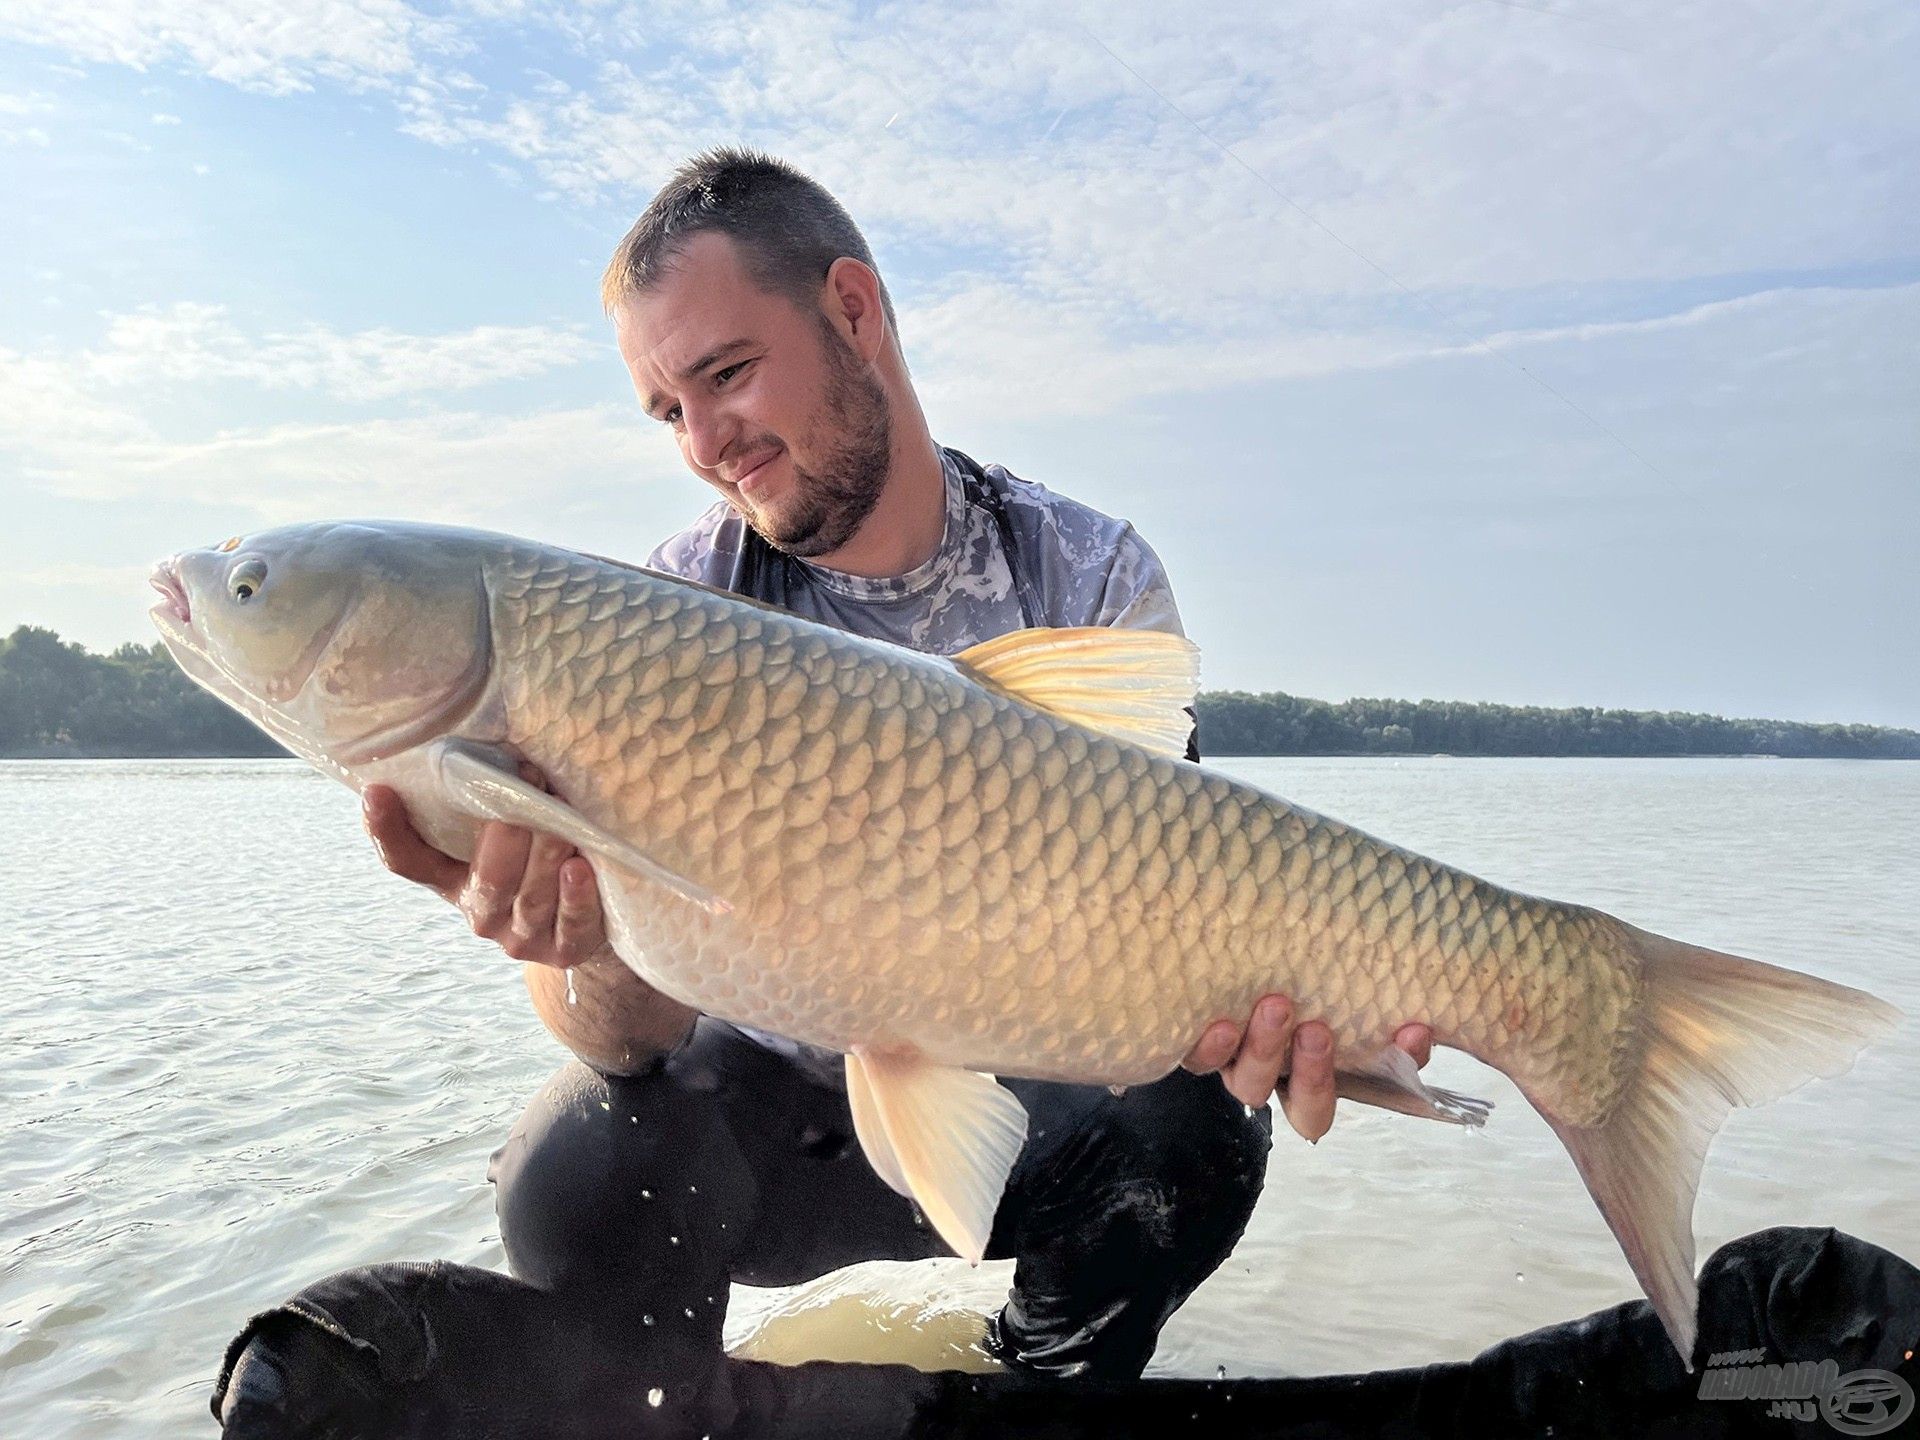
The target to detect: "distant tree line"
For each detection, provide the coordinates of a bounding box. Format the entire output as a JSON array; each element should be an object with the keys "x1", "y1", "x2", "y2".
[
  {"x1": 2, "y1": 625, "x2": 1914, "y2": 760},
  {"x1": 1195, "y1": 690, "x2": 1920, "y2": 759},
  {"x1": 0, "y1": 626, "x2": 286, "y2": 758}
]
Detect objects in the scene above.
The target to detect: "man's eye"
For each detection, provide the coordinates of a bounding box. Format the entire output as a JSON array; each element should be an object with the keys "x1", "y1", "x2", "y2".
[
  {"x1": 714, "y1": 360, "x2": 749, "y2": 387},
  {"x1": 663, "y1": 405, "x2": 682, "y2": 426}
]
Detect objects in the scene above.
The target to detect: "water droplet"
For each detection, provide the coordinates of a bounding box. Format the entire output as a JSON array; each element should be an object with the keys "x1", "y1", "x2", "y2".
[
  {"x1": 689, "y1": 1183, "x2": 698, "y2": 1194},
  {"x1": 684, "y1": 1307, "x2": 695, "y2": 1319},
  {"x1": 642, "y1": 1313, "x2": 654, "y2": 1326},
  {"x1": 640, "y1": 1188, "x2": 652, "y2": 1199},
  {"x1": 1514, "y1": 1272, "x2": 1525, "y2": 1283},
  {"x1": 1215, "y1": 1365, "x2": 1228, "y2": 1381},
  {"x1": 647, "y1": 1387, "x2": 664, "y2": 1407},
  {"x1": 669, "y1": 1234, "x2": 680, "y2": 1245},
  {"x1": 566, "y1": 970, "x2": 578, "y2": 1005}
]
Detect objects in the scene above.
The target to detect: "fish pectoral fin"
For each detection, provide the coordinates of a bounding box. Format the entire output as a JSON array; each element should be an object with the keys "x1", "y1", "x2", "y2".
[
  {"x1": 428, "y1": 741, "x2": 728, "y2": 916},
  {"x1": 843, "y1": 1048, "x2": 1028, "y2": 1264},
  {"x1": 1319, "y1": 1047, "x2": 1493, "y2": 1126},
  {"x1": 954, "y1": 627, "x2": 1200, "y2": 761}
]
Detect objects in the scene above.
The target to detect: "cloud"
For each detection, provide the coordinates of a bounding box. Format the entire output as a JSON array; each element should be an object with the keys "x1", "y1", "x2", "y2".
[
  {"x1": 383, "y1": 0, "x2": 1919, "y2": 306},
  {"x1": 13, "y1": 560, "x2": 153, "y2": 591},
  {"x1": 904, "y1": 279, "x2": 1425, "y2": 423},
  {"x1": 76, "y1": 302, "x2": 600, "y2": 401},
  {"x1": 0, "y1": 350, "x2": 671, "y2": 529},
  {"x1": 1, "y1": 87, "x2": 54, "y2": 145},
  {"x1": 0, "y1": 0, "x2": 459, "y2": 96},
  {"x1": 15, "y1": 1, "x2": 1913, "y2": 311},
  {"x1": 9, "y1": 0, "x2": 1913, "y2": 412},
  {"x1": 0, "y1": 306, "x2": 627, "y2": 520},
  {"x1": 63, "y1": 405, "x2": 659, "y2": 525}
]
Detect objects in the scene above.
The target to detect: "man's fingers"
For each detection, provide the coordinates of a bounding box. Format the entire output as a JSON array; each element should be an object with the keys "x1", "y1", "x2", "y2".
[
  {"x1": 511, "y1": 831, "x2": 572, "y2": 944},
  {"x1": 1394, "y1": 1022, "x2": 1434, "y2": 1069},
  {"x1": 1280, "y1": 1020, "x2": 1337, "y2": 1142},
  {"x1": 552, "y1": 857, "x2": 606, "y2": 964},
  {"x1": 1221, "y1": 994, "x2": 1294, "y2": 1109},
  {"x1": 363, "y1": 786, "x2": 465, "y2": 900},
  {"x1": 463, "y1": 822, "x2": 533, "y2": 940},
  {"x1": 1181, "y1": 1019, "x2": 1243, "y2": 1076}
]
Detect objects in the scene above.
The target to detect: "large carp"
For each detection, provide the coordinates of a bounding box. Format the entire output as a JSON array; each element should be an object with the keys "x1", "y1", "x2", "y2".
[{"x1": 150, "y1": 520, "x2": 1899, "y2": 1362}]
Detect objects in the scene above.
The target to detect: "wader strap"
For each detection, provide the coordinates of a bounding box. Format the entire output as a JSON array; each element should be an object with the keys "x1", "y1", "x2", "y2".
[{"x1": 725, "y1": 447, "x2": 1042, "y2": 630}]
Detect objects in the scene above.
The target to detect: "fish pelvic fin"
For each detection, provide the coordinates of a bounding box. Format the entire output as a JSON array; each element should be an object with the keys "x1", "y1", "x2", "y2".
[
  {"x1": 1542, "y1": 928, "x2": 1901, "y2": 1370},
  {"x1": 844, "y1": 1048, "x2": 1029, "y2": 1264}
]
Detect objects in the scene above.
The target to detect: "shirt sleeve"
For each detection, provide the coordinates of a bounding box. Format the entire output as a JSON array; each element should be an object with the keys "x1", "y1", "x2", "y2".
[
  {"x1": 646, "y1": 502, "x2": 739, "y2": 585},
  {"x1": 1094, "y1": 525, "x2": 1187, "y2": 638}
]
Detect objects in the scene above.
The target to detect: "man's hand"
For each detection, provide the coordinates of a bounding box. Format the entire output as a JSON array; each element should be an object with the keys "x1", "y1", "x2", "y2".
[
  {"x1": 362, "y1": 773, "x2": 606, "y2": 968},
  {"x1": 1182, "y1": 996, "x2": 1434, "y2": 1144}
]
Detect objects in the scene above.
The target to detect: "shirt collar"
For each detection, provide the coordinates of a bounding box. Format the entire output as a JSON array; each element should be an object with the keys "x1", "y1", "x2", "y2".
[{"x1": 790, "y1": 449, "x2": 969, "y2": 603}]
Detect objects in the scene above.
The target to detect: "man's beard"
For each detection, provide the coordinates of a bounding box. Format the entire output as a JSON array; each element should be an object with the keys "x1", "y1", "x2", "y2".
[{"x1": 744, "y1": 325, "x2": 892, "y2": 560}]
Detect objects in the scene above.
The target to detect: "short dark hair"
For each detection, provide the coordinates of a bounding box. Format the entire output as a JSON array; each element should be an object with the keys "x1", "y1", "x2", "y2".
[{"x1": 601, "y1": 148, "x2": 897, "y2": 334}]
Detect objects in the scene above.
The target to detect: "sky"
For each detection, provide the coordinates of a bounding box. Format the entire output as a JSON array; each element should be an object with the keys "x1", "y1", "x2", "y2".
[{"x1": 1, "y1": 0, "x2": 1915, "y2": 726}]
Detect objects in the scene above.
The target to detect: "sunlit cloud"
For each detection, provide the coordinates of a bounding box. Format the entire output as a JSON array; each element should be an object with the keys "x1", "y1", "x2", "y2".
[
  {"x1": 80, "y1": 303, "x2": 601, "y2": 401},
  {"x1": 0, "y1": 0, "x2": 457, "y2": 96}
]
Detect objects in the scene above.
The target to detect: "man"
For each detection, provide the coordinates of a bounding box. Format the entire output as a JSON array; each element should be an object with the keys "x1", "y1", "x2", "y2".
[{"x1": 364, "y1": 149, "x2": 1434, "y2": 1380}]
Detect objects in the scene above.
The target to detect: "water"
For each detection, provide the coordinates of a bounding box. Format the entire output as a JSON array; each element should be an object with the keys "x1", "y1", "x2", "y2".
[{"x1": 3, "y1": 757, "x2": 1916, "y2": 1433}]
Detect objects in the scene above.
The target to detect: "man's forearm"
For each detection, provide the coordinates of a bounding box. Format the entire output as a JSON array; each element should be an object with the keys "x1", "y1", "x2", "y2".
[{"x1": 523, "y1": 947, "x2": 698, "y2": 1075}]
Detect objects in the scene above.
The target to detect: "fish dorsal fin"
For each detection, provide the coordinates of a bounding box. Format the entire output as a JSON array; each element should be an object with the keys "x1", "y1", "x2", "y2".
[
  {"x1": 844, "y1": 1048, "x2": 1028, "y2": 1263},
  {"x1": 428, "y1": 741, "x2": 729, "y2": 917},
  {"x1": 955, "y1": 627, "x2": 1200, "y2": 761}
]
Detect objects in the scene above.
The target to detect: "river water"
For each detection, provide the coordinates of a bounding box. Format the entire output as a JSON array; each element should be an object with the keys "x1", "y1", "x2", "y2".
[{"x1": 3, "y1": 757, "x2": 1915, "y2": 1435}]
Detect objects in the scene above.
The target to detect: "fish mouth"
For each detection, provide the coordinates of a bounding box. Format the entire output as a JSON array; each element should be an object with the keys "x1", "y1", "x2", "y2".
[{"x1": 148, "y1": 561, "x2": 191, "y2": 626}]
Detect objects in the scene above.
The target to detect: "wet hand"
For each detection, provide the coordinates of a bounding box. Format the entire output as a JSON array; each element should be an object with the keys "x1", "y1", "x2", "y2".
[
  {"x1": 1182, "y1": 996, "x2": 1434, "y2": 1143},
  {"x1": 361, "y1": 771, "x2": 607, "y2": 968}
]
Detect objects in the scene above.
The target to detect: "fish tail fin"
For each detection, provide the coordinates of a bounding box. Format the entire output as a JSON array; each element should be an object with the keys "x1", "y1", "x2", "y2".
[{"x1": 1539, "y1": 928, "x2": 1900, "y2": 1368}]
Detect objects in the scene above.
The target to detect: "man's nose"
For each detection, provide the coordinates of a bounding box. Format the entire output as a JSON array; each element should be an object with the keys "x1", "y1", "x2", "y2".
[{"x1": 681, "y1": 401, "x2": 737, "y2": 473}]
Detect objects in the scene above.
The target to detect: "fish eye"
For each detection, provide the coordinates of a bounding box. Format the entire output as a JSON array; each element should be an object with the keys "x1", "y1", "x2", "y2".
[{"x1": 229, "y1": 558, "x2": 269, "y2": 603}]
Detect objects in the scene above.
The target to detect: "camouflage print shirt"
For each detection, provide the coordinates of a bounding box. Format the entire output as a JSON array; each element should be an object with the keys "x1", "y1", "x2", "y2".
[{"x1": 645, "y1": 447, "x2": 1186, "y2": 653}]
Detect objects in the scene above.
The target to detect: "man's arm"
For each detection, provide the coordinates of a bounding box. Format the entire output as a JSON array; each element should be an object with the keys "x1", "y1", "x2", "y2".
[{"x1": 363, "y1": 783, "x2": 696, "y2": 1075}]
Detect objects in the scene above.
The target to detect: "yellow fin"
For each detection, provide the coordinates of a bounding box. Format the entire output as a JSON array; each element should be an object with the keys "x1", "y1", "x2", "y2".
[
  {"x1": 844, "y1": 1049, "x2": 1028, "y2": 1263},
  {"x1": 955, "y1": 627, "x2": 1200, "y2": 760}
]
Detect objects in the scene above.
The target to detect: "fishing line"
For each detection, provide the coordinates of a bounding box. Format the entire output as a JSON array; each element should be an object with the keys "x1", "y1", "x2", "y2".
[{"x1": 1076, "y1": 21, "x2": 1670, "y2": 482}]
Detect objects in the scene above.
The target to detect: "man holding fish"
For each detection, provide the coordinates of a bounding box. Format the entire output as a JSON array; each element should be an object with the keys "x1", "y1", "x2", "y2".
[{"x1": 361, "y1": 148, "x2": 1436, "y2": 1379}]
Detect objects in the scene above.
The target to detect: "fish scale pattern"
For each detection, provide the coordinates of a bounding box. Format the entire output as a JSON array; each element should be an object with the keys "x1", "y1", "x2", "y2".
[{"x1": 487, "y1": 544, "x2": 1647, "y2": 1125}]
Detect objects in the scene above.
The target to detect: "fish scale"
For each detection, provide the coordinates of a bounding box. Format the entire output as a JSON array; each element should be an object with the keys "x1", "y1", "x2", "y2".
[
  {"x1": 152, "y1": 520, "x2": 1900, "y2": 1361},
  {"x1": 490, "y1": 543, "x2": 1638, "y2": 1108}
]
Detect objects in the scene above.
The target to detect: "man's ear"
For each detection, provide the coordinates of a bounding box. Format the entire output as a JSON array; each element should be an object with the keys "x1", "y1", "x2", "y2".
[{"x1": 823, "y1": 257, "x2": 888, "y2": 365}]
